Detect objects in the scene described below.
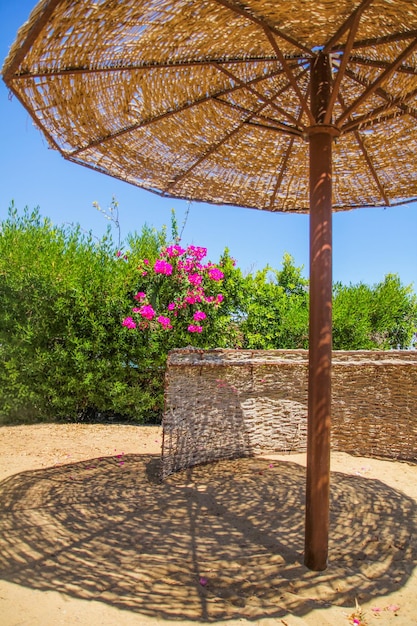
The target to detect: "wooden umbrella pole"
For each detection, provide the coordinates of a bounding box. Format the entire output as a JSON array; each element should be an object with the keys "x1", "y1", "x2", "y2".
[{"x1": 305, "y1": 54, "x2": 337, "y2": 571}]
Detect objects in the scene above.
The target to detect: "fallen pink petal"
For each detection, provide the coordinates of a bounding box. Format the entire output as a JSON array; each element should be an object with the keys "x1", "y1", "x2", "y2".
[{"x1": 199, "y1": 577, "x2": 208, "y2": 586}]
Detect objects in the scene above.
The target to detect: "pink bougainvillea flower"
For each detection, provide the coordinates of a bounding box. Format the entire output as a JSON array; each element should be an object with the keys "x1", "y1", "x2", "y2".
[
  {"x1": 154, "y1": 259, "x2": 173, "y2": 275},
  {"x1": 122, "y1": 317, "x2": 137, "y2": 329},
  {"x1": 157, "y1": 315, "x2": 172, "y2": 329},
  {"x1": 116, "y1": 250, "x2": 122, "y2": 258},
  {"x1": 199, "y1": 576, "x2": 208, "y2": 586},
  {"x1": 178, "y1": 259, "x2": 193, "y2": 273},
  {"x1": 165, "y1": 244, "x2": 185, "y2": 258},
  {"x1": 188, "y1": 273, "x2": 203, "y2": 286},
  {"x1": 187, "y1": 245, "x2": 207, "y2": 261},
  {"x1": 188, "y1": 324, "x2": 203, "y2": 333},
  {"x1": 124, "y1": 244, "x2": 225, "y2": 336},
  {"x1": 139, "y1": 305, "x2": 156, "y2": 320},
  {"x1": 208, "y1": 267, "x2": 224, "y2": 281}
]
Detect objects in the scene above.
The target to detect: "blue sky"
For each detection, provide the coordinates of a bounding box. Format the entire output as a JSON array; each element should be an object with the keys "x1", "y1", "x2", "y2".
[{"x1": 1, "y1": 0, "x2": 416, "y2": 289}]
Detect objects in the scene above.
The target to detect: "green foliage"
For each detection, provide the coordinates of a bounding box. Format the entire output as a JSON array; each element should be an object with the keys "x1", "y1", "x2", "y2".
[
  {"x1": 0, "y1": 204, "x2": 416, "y2": 425},
  {"x1": 332, "y1": 282, "x2": 375, "y2": 349},
  {"x1": 238, "y1": 254, "x2": 309, "y2": 349},
  {"x1": 333, "y1": 275, "x2": 417, "y2": 350},
  {"x1": 0, "y1": 204, "x2": 165, "y2": 424}
]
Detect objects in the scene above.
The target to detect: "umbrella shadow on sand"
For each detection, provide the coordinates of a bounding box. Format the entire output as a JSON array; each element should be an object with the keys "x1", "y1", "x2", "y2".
[{"x1": 0, "y1": 453, "x2": 415, "y2": 622}]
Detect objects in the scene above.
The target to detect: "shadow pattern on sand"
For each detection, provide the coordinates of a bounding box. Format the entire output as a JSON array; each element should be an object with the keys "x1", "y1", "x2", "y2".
[{"x1": 0, "y1": 454, "x2": 416, "y2": 622}]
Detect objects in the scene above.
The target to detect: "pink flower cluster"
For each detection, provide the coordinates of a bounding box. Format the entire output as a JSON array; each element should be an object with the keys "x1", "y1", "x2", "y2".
[
  {"x1": 157, "y1": 315, "x2": 173, "y2": 329},
  {"x1": 188, "y1": 324, "x2": 203, "y2": 333},
  {"x1": 165, "y1": 245, "x2": 185, "y2": 257},
  {"x1": 187, "y1": 245, "x2": 207, "y2": 261},
  {"x1": 122, "y1": 243, "x2": 225, "y2": 335},
  {"x1": 154, "y1": 259, "x2": 173, "y2": 275},
  {"x1": 122, "y1": 317, "x2": 136, "y2": 329},
  {"x1": 188, "y1": 273, "x2": 203, "y2": 286},
  {"x1": 208, "y1": 267, "x2": 224, "y2": 281},
  {"x1": 138, "y1": 304, "x2": 156, "y2": 320}
]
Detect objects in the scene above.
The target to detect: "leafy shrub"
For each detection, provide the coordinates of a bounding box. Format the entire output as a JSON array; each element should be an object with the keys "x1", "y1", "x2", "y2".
[
  {"x1": 1, "y1": 204, "x2": 415, "y2": 425},
  {"x1": 0, "y1": 205, "x2": 165, "y2": 423}
]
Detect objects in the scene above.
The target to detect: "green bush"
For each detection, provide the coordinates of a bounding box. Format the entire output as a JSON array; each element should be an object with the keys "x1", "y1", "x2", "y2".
[
  {"x1": 0, "y1": 205, "x2": 165, "y2": 424},
  {"x1": 1, "y1": 204, "x2": 415, "y2": 425}
]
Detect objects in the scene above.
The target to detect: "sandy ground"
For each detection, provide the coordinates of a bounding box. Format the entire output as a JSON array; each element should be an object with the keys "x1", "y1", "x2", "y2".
[{"x1": 0, "y1": 423, "x2": 416, "y2": 626}]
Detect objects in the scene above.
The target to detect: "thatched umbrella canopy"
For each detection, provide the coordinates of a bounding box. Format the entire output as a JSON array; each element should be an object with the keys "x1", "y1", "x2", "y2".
[{"x1": 3, "y1": 0, "x2": 417, "y2": 571}]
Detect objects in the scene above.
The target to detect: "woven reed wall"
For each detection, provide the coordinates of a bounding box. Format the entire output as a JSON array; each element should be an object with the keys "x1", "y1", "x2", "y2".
[{"x1": 161, "y1": 349, "x2": 417, "y2": 477}]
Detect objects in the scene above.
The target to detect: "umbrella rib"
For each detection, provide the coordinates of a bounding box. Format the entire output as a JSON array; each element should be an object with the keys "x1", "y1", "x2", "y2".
[
  {"x1": 323, "y1": 6, "x2": 364, "y2": 124},
  {"x1": 68, "y1": 67, "x2": 285, "y2": 157},
  {"x1": 331, "y1": 28, "x2": 417, "y2": 53},
  {"x1": 341, "y1": 68, "x2": 417, "y2": 132},
  {"x1": 349, "y1": 55, "x2": 417, "y2": 76},
  {"x1": 344, "y1": 108, "x2": 414, "y2": 133},
  {"x1": 338, "y1": 93, "x2": 389, "y2": 205},
  {"x1": 163, "y1": 94, "x2": 282, "y2": 193},
  {"x1": 268, "y1": 86, "x2": 308, "y2": 209},
  {"x1": 354, "y1": 131, "x2": 389, "y2": 205},
  {"x1": 10, "y1": 55, "x2": 306, "y2": 80},
  {"x1": 243, "y1": 120, "x2": 303, "y2": 138},
  {"x1": 268, "y1": 137, "x2": 296, "y2": 209},
  {"x1": 342, "y1": 98, "x2": 417, "y2": 133},
  {"x1": 337, "y1": 37, "x2": 417, "y2": 125},
  {"x1": 262, "y1": 29, "x2": 315, "y2": 125},
  {"x1": 214, "y1": 65, "x2": 309, "y2": 137},
  {"x1": 350, "y1": 137, "x2": 390, "y2": 206},
  {"x1": 162, "y1": 124, "x2": 247, "y2": 193},
  {"x1": 213, "y1": 63, "x2": 303, "y2": 126},
  {"x1": 215, "y1": 101, "x2": 303, "y2": 137},
  {"x1": 2, "y1": 0, "x2": 65, "y2": 81},
  {"x1": 322, "y1": 0, "x2": 374, "y2": 54},
  {"x1": 212, "y1": 0, "x2": 313, "y2": 56}
]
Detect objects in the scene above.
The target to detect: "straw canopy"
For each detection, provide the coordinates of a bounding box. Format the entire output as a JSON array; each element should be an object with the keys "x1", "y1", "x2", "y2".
[{"x1": 3, "y1": 0, "x2": 417, "y2": 213}]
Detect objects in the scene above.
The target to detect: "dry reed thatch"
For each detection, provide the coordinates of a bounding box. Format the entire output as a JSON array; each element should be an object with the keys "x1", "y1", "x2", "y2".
[
  {"x1": 2, "y1": 0, "x2": 417, "y2": 212},
  {"x1": 162, "y1": 349, "x2": 417, "y2": 478}
]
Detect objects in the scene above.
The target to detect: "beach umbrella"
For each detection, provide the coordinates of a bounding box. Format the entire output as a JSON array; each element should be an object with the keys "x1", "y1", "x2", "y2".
[{"x1": 3, "y1": 0, "x2": 417, "y2": 571}]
